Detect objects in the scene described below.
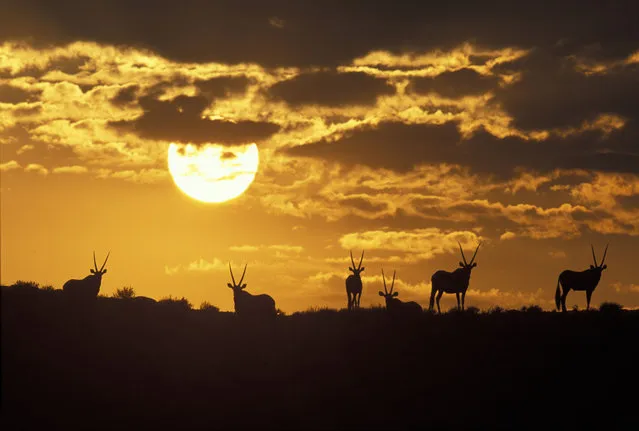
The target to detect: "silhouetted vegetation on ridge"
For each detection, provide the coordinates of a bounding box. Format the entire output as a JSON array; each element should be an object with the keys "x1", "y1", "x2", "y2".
[{"x1": 2, "y1": 282, "x2": 638, "y2": 430}]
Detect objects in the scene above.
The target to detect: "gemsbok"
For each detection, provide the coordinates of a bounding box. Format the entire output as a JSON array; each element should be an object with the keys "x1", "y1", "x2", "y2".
[
  {"x1": 555, "y1": 244, "x2": 609, "y2": 312},
  {"x1": 345, "y1": 250, "x2": 365, "y2": 310},
  {"x1": 227, "y1": 263, "x2": 276, "y2": 318},
  {"x1": 62, "y1": 251, "x2": 110, "y2": 300},
  {"x1": 379, "y1": 269, "x2": 422, "y2": 315},
  {"x1": 429, "y1": 242, "x2": 480, "y2": 313}
]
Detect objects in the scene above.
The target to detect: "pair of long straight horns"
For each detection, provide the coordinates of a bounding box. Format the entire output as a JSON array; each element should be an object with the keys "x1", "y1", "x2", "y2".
[
  {"x1": 591, "y1": 244, "x2": 609, "y2": 267},
  {"x1": 458, "y1": 242, "x2": 481, "y2": 266},
  {"x1": 229, "y1": 263, "x2": 247, "y2": 286},
  {"x1": 381, "y1": 268, "x2": 396, "y2": 294},
  {"x1": 350, "y1": 250, "x2": 364, "y2": 269},
  {"x1": 93, "y1": 251, "x2": 110, "y2": 272}
]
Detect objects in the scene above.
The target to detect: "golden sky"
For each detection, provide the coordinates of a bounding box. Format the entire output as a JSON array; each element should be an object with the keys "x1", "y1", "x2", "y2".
[{"x1": 1, "y1": 1, "x2": 638, "y2": 312}]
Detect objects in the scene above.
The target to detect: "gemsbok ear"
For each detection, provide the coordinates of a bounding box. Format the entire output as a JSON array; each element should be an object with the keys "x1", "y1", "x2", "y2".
[
  {"x1": 378, "y1": 291, "x2": 384, "y2": 296},
  {"x1": 241, "y1": 283, "x2": 247, "y2": 289},
  {"x1": 472, "y1": 263, "x2": 477, "y2": 268},
  {"x1": 590, "y1": 265, "x2": 595, "y2": 269},
  {"x1": 227, "y1": 283, "x2": 234, "y2": 288},
  {"x1": 392, "y1": 292, "x2": 399, "y2": 297},
  {"x1": 602, "y1": 264, "x2": 607, "y2": 270},
  {"x1": 360, "y1": 266, "x2": 365, "y2": 272},
  {"x1": 459, "y1": 262, "x2": 464, "y2": 267},
  {"x1": 349, "y1": 266, "x2": 354, "y2": 271},
  {"x1": 102, "y1": 269, "x2": 107, "y2": 274},
  {"x1": 90, "y1": 269, "x2": 96, "y2": 274}
]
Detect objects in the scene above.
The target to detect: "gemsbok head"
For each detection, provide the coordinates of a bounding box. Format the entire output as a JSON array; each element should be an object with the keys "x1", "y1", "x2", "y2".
[
  {"x1": 379, "y1": 269, "x2": 422, "y2": 316},
  {"x1": 227, "y1": 263, "x2": 276, "y2": 318},
  {"x1": 555, "y1": 244, "x2": 609, "y2": 312},
  {"x1": 345, "y1": 250, "x2": 365, "y2": 310},
  {"x1": 429, "y1": 242, "x2": 480, "y2": 313},
  {"x1": 62, "y1": 251, "x2": 110, "y2": 300}
]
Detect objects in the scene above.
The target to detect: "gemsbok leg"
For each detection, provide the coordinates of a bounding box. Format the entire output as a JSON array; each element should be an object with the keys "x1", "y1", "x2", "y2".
[
  {"x1": 586, "y1": 290, "x2": 593, "y2": 310},
  {"x1": 455, "y1": 292, "x2": 460, "y2": 310},
  {"x1": 462, "y1": 291, "x2": 466, "y2": 310},
  {"x1": 436, "y1": 290, "x2": 444, "y2": 313},
  {"x1": 561, "y1": 288, "x2": 569, "y2": 312}
]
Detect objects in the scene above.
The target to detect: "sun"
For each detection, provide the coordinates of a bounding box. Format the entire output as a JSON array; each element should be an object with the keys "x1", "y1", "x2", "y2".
[{"x1": 167, "y1": 143, "x2": 259, "y2": 203}]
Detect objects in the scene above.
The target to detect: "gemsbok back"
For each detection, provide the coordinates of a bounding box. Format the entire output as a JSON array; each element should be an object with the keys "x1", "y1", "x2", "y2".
[
  {"x1": 555, "y1": 244, "x2": 609, "y2": 312},
  {"x1": 345, "y1": 250, "x2": 365, "y2": 310},
  {"x1": 62, "y1": 251, "x2": 110, "y2": 300},
  {"x1": 429, "y1": 242, "x2": 480, "y2": 313},
  {"x1": 227, "y1": 263, "x2": 276, "y2": 318},
  {"x1": 379, "y1": 269, "x2": 422, "y2": 316}
]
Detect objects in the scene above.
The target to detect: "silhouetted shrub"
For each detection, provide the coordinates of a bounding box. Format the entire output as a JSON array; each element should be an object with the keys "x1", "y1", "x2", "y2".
[
  {"x1": 465, "y1": 306, "x2": 481, "y2": 315},
  {"x1": 599, "y1": 302, "x2": 623, "y2": 313},
  {"x1": 113, "y1": 286, "x2": 136, "y2": 299},
  {"x1": 520, "y1": 305, "x2": 543, "y2": 313},
  {"x1": 40, "y1": 285, "x2": 55, "y2": 291},
  {"x1": 199, "y1": 301, "x2": 220, "y2": 312},
  {"x1": 158, "y1": 295, "x2": 192, "y2": 311},
  {"x1": 488, "y1": 306, "x2": 504, "y2": 314},
  {"x1": 13, "y1": 280, "x2": 40, "y2": 290}
]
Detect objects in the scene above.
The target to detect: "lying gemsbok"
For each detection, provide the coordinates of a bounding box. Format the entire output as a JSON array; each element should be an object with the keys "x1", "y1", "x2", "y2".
[
  {"x1": 63, "y1": 251, "x2": 110, "y2": 300},
  {"x1": 555, "y1": 244, "x2": 609, "y2": 312},
  {"x1": 227, "y1": 263, "x2": 277, "y2": 318},
  {"x1": 429, "y1": 242, "x2": 480, "y2": 313},
  {"x1": 379, "y1": 269, "x2": 422, "y2": 315}
]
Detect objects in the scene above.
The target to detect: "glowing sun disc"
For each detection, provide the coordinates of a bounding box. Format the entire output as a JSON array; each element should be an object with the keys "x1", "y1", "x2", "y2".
[{"x1": 167, "y1": 143, "x2": 259, "y2": 203}]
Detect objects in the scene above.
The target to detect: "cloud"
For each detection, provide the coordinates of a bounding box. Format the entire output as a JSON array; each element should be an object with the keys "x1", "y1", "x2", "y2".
[
  {"x1": 24, "y1": 163, "x2": 48, "y2": 175},
  {"x1": 338, "y1": 228, "x2": 481, "y2": 261},
  {"x1": 52, "y1": 165, "x2": 88, "y2": 174},
  {"x1": 284, "y1": 121, "x2": 639, "y2": 178},
  {"x1": 268, "y1": 71, "x2": 395, "y2": 107},
  {"x1": 3, "y1": 1, "x2": 637, "y2": 69},
  {"x1": 96, "y1": 168, "x2": 169, "y2": 184},
  {"x1": 0, "y1": 84, "x2": 38, "y2": 103},
  {"x1": 409, "y1": 69, "x2": 499, "y2": 97},
  {"x1": 500, "y1": 231, "x2": 516, "y2": 240},
  {"x1": 110, "y1": 95, "x2": 280, "y2": 145},
  {"x1": 493, "y1": 48, "x2": 639, "y2": 130},
  {"x1": 195, "y1": 76, "x2": 251, "y2": 100},
  {"x1": 165, "y1": 258, "x2": 227, "y2": 275},
  {"x1": 0, "y1": 160, "x2": 20, "y2": 171}
]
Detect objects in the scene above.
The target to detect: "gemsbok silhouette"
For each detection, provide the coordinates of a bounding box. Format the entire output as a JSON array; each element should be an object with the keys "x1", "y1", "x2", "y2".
[
  {"x1": 429, "y1": 242, "x2": 480, "y2": 313},
  {"x1": 345, "y1": 250, "x2": 365, "y2": 310},
  {"x1": 555, "y1": 244, "x2": 609, "y2": 312},
  {"x1": 227, "y1": 263, "x2": 276, "y2": 318},
  {"x1": 62, "y1": 251, "x2": 110, "y2": 300},
  {"x1": 379, "y1": 269, "x2": 422, "y2": 315}
]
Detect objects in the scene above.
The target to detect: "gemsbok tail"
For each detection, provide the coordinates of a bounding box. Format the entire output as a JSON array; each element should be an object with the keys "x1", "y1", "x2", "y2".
[{"x1": 554, "y1": 278, "x2": 561, "y2": 311}]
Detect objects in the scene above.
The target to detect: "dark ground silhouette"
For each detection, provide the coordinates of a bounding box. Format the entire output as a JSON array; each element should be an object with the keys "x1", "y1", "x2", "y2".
[{"x1": 2, "y1": 283, "x2": 638, "y2": 430}]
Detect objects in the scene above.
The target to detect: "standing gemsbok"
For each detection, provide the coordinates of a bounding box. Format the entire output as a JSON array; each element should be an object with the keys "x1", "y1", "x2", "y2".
[
  {"x1": 345, "y1": 250, "x2": 365, "y2": 310},
  {"x1": 429, "y1": 242, "x2": 480, "y2": 313},
  {"x1": 227, "y1": 263, "x2": 276, "y2": 318},
  {"x1": 555, "y1": 244, "x2": 609, "y2": 312},
  {"x1": 63, "y1": 251, "x2": 110, "y2": 300},
  {"x1": 379, "y1": 269, "x2": 422, "y2": 315}
]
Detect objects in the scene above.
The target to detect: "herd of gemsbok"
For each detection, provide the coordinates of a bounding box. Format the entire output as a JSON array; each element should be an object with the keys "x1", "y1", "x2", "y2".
[{"x1": 62, "y1": 243, "x2": 610, "y2": 317}]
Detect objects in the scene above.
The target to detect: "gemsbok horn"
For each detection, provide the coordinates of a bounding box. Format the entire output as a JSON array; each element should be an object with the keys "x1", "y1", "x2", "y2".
[
  {"x1": 62, "y1": 251, "x2": 110, "y2": 300},
  {"x1": 227, "y1": 263, "x2": 277, "y2": 318},
  {"x1": 555, "y1": 244, "x2": 609, "y2": 312},
  {"x1": 429, "y1": 242, "x2": 480, "y2": 313},
  {"x1": 379, "y1": 269, "x2": 422, "y2": 315},
  {"x1": 345, "y1": 250, "x2": 365, "y2": 310}
]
